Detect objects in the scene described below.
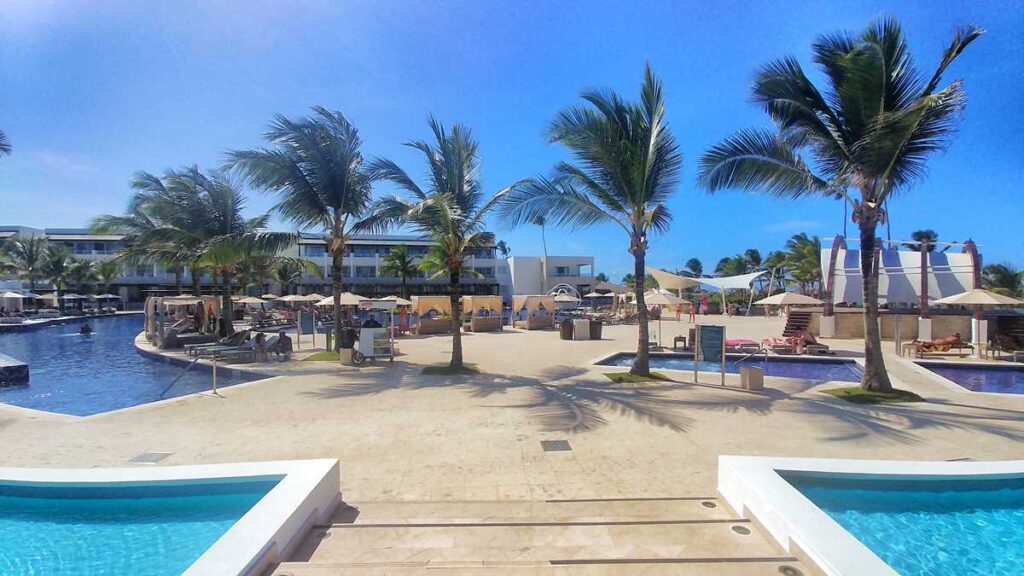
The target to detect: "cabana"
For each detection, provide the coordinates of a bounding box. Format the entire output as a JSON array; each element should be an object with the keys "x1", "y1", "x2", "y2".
[
  {"x1": 512, "y1": 295, "x2": 556, "y2": 330},
  {"x1": 461, "y1": 295, "x2": 503, "y2": 332},
  {"x1": 411, "y1": 295, "x2": 453, "y2": 335},
  {"x1": 145, "y1": 295, "x2": 221, "y2": 348}
]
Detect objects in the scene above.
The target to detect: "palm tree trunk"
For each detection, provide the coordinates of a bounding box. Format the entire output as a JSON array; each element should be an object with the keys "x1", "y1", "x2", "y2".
[
  {"x1": 331, "y1": 249, "x2": 344, "y2": 352},
  {"x1": 401, "y1": 276, "x2": 408, "y2": 300},
  {"x1": 631, "y1": 245, "x2": 650, "y2": 377},
  {"x1": 859, "y1": 219, "x2": 893, "y2": 392},
  {"x1": 449, "y1": 268, "x2": 463, "y2": 368},
  {"x1": 174, "y1": 266, "x2": 183, "y2": 294},
  {"x1": 220, "y1": 272, "x2": 234, "y2": 337},
  {"x1": 190, "y1": 264, "x2": 201, "y2": 296}
]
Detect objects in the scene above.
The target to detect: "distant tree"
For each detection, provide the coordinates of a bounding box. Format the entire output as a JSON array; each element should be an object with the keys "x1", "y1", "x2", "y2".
[
  {"x1": 0, "y1": 130, "x2": 10, "y2": 156},
  {"x1": 764, "y1": 250, "x2": 789, "y2": 291},
  {"x1": 67, "y1": 259, "x2": 96, "y2": 294},
  {"x1": 744, "y1": 248, "x2": 763, "y2": 269},
  {"x1": 594, "y1": 272, "x2": 609, "y2": 283},
  {"x1": 41, "y1": 244, "x2": 73, "y2": 298},
  {"x1": 785, "y1": 233, "x2": 822, "y2": 295},
  {"x1": 495, "y1": 240, "x2": 511, "y2": 258},
  {"x1": 621, "y1": 273, "x2": 658, "y2": 291},
  {"x1": 273, "y1": 261, "x2": 304, "y2": 296},
  {"x1": 2, "y1": 235, "x2": 48, "y2": 291},
  {"x1": 92, "y1": 260, "x2": 121, "y2": 293},
  {"x1": 683, "y1": 258, "x2": 703, "y2": 277},
  {"x1": 379, "y1": 245, "x2": 419, "y2": 299},
  {"x1": 715, "y1": 254, "x2": 753, "y2": 276},
  {"x1": 902, "y1": 229, "x2": 953, "y2": 252},
  {"x1": 983, "y1": 263, "x2": 1023, "y2": 297}
]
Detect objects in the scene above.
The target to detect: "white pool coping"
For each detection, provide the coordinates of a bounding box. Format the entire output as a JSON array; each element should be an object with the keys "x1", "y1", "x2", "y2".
[
  {"x1": 0, "y1": 459, "x2": 341, "y2": 576},
  {"x1": 718, "y1": 455, "x2": 1024, "y2": 576}
]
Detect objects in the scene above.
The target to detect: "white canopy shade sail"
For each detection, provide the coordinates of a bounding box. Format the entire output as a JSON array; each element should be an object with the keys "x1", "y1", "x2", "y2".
[
  {"x1": 61, "y1": 293, "x2": 87, "y2": 300},
  {"x1": 931, "y1": 289, "x2": 1024, "y2": 306},
  {"x1": 1, "y1": 291, "x2": 27, "y2": 299},
  {"x1": 94, "y1": 293, "x2": 122, "y2": 299},
  {"x1": 261, "y1": 293, "x2": 281, "y2": 299},
  {"x1": 305, "y1": 293, "x2": 327, "y2": 301},
  {"x1": 699, "y1": 270, "x2": 770, "y2": 292},
  {"x1": 645, "y1": 268, "x2": 702, "y2": 291},
  {"x1": 163, "y1": 296, "x2": 203, "y2": 306},
  {"x1": 755, "y1": 292, "x2": 824, "y2": 306}
]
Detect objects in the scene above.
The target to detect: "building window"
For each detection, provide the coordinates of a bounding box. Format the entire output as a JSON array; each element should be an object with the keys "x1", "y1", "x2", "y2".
[
  {"x1": 354, "y1": 266, "x2": 376, "y2": 278},
  {"x1": 554, "y1": 266, "x2": 571, "y2": 277},
  {"x1": 302, "y1": 245, "x2": 326, "y2": 257},
  {"x1": 474, "y1": 267, "x2": 494, "y2": 278}
]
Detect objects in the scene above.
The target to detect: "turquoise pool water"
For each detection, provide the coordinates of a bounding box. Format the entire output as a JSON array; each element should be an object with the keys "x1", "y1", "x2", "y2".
[
  {"x1": 918, "y1": 361, "x2": 1024, "y2": 394},
  {"x1": 598, "y1": 353, "x2": 863, "y2": 382},
  {"x1": 0, "y1": 314, "x2": 262, "y2": 416},
  {"x1": 785, "y1": 473, "x2": 1024, "y2": 575},
  {"x1": 0, "y1": 478, "x2": 279, "y2": 575}
]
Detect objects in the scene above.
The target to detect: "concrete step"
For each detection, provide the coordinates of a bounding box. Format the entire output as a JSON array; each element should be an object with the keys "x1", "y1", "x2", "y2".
[
  {"x1": 273, "y1": 559, "x2": 804, "y2": 576},
  {"x1": 326, "y1": 497, "x2": 731, "y2": 525}
]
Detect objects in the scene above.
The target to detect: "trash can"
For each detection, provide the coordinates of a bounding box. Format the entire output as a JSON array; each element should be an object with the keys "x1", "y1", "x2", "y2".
[
  {"x1": 740, "y1": 366, "x2": 764, "y2": 391},
  {"x1": 589, "y1": 319, "x2": 603, "y2": 340},
  {"x1": 559, "y1": 319, "x2": 574, "y2": 340},
  {"x1": 323, "y1": 326, "x2": 333, "y2": 350},
  {"x1": 340, "y1": 327, "x2": 357, "y2": 349},
  {"x1": 573, "y1": 319, "x2": 590, "y2": 341}
]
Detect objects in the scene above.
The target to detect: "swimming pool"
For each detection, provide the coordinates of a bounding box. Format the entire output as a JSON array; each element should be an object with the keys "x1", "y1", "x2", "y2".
[
  {"x1": 0, "y1": 478, "x2": 279, "y2": 575},
  {"x1": 917, "y1": 361, "x2": 1024, "y2": 394},
  {"x1": 0, "y1": 314, "x2": 262, "y2": 416},
  {"x1": 597, "y1": 352, "x2": 862, "y2": 382},
  {"x1": 785, "y1": 473, "x2": 1024, "y2": 575}
]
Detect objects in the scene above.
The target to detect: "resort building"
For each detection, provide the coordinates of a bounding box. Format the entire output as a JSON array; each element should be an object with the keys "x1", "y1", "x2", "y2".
[
  {"x1": 498, "y1": 255, "x2": 596, "y2": 302},
  {"x1": 0, "y1": 226, "x2": 505, "y2": 301}
]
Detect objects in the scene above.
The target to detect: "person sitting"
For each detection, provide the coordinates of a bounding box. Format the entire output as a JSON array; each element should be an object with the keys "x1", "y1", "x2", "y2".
[
  {"x1": 79, "y1": 322, "x2": 93, "y2": 335},
  {"x1": 273, "y1": 330, "x2": 293, "y2": 359},
  {"x1": 253, "y1": 332, "x2": 269, "y2": 362},
  {"x1": 362, "y1": 316, "x2": 382, "y2": 328}
]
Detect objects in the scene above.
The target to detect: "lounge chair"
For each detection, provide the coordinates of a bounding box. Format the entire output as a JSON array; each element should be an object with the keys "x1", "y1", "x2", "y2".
[
  {"x1": 221, "y1": 335, "x2": 279, "y2": 363},
  {"x1": 912, "y1": 334, "x2": 972, "y2": 357},
  {"x1": 763, "y1": 337, "x2": 796, "y2": 355},
  {"x1": 725, "y1": 339, "x2": 763, "y2": 354},
  {"x1": 185, "y1": 330, "x2": 250, "y2": 356}
]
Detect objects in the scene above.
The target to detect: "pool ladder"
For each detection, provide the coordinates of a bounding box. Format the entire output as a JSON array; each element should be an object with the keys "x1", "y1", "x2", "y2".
[{"x1": 733, "y1": 348, "x2": 769, "y2": 370}]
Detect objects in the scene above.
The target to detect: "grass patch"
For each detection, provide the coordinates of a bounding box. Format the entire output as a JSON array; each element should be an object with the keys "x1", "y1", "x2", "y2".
[
  {"x1": 604, "y1": 371, "x2": 672, "y2": 384},
  {"x1": 821, "y1": 386, "x2": 925, "y2": 405},
  {"x1": 302, "y1": 351, "x2": 343, "y2": 361},
  {"x1": 422, "y1": 364, "x2": 480, "y2": 375}
]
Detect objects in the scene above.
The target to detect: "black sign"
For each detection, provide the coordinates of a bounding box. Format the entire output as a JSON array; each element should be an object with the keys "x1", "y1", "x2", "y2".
[{"x1": 696, "y1": 325, "x2": 725, "y2": 362}]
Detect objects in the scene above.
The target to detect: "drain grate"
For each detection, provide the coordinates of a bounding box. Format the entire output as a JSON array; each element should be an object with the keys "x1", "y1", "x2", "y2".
[
  {"x1": 778, "y1": 566, "x2": 803, "y2": 576},
  {"x1": 540, "y1": 440, "x2": 572, "y2": 452},
  {"x1": 701, "y1": 500, "x2": 717, "y2": 508},
  {"x1": 731, "y1": 525, "x2": 751, "y2": 535},
  {"x1": 129, "y1": 452, "x2": 174, "y2": 464}
]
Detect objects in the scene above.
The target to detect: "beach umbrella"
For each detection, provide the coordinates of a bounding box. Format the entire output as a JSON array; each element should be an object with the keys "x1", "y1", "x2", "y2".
[
  {"x1": 20, "y1": 291, "x2": 40, "y2": 299},
  {"x1": 61, "y1": 293, "x2": 86, "y2": 300},
  {"x1": 261, "y1": 293, "x2": 280, "y2": 300},
  {"x1": 380, "y1": 295, "x2": 413, "y2": 306},
  {"x1": 94, "y1": 293, "x2": 122, "y2": 299},
  {"x1": 304, "y1": 292, "x2": 327, "y2": 301},
  {"x1": 932, "y1": 289, "x2": 1024, "y2": 306},
  {"x1": 554, "y1": 293, "x2": 580, "y2": 303},
  {"x1": 645, "y1": 292, "x2": 684, "y2": 346},
  {"x1": 235, "y1": 296, "x2": 267, "y2": 305},
  {"x1": 755, "y1": 292, "x2": 824, "y2": 306},
  {"x1": 1, "y1": 291, "x2": 27, "y2": 299},
  {"x1": 316, "y1": 292, "x2": 366, "y2": 307}
]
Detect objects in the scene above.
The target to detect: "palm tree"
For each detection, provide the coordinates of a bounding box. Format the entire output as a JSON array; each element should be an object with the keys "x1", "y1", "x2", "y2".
[
  {"x1": 0, "y1": 130, "x2": 10, "y2": 156},
  {"x1": 697, "y1": 19, "x2": 982, "y2": 391},
  {"x1": 273, "y1": 260, "x2": 304, "y2": 296},
  {"x1": 41, "y1": 244, "x2": 73, "y2": 303},
  {"x1": 496, "y1": 240, "x2": 511, "y2": 259},
  {"x1": 594, "y1": 272, "x2": 609, "y2": 283},
  {"x1": 2, "y1": 234, "x2": 47, "y2": 291},
  {"x1": 500, "y1": 65, "x2": 681, "y2": 376},
  {"x1": 532, "y1": 216, "x2": 549, "y2": 292},
  {"x1": 902, "y1": 229, "x2": 951, "y2": 253},
  {"x1": 229, "y1": 107, "x2": 376, "y2": 350},
  {"x1": 379, "y1": 245, "x2": 419, "y2": 299},
  {"x1": 785, "y1": 233, "x2": 822, "y2": 295},
  {"x1": 369, "y1": 117, "x2": 519, "y2": 370},
  {"x1": 92, "y1": 260, "x2": 121, "y2": 293},
  {"x1": 764, "y1": 250, "x2": 789, "y2": 292},
  {"x1": 67, "y1": 259, "x2": 95, "y2": 294},
  {"x1": 983, "y1": 264, "x2": 1023, "y2": 298},
  {"x1": 683, "y1": 258, "x2": 703, "y2": 278},
  {"x1": 715, "y1": 254, "x2": 753, "y2": 277}
]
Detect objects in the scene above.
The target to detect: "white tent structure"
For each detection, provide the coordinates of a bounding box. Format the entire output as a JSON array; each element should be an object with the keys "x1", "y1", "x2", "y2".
[
  {"x1": 646, "y1": 268, "x2": 769, "y2": 312},
  {"x1": 755, "y1": 292, "x2": 823, "y2": 306}
]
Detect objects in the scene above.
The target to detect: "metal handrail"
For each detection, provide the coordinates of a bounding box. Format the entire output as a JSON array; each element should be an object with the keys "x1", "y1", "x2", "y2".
[
  {"x1": 158, "y1": 356, "x2": 202, "y2": 398},
  {"x1": 733, "y1": 348, "x2": 769, "y2": 369}
]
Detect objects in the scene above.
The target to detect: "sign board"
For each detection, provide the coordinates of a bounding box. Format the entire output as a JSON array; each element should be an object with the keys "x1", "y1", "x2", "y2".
[{"x1": 694, "y1": 324, "x2": 726, "y2": 386}]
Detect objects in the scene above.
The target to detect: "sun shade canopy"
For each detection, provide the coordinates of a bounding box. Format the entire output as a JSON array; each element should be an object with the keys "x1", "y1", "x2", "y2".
[
  {"x1": 755, "y1": 292, "x2": 823, "y2": 306},
  {"x1": 931, "y1": 289, "x2": 1024, "y2": 306}
]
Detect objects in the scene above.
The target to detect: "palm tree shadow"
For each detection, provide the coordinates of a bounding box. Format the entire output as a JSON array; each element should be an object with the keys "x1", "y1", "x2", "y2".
[{"x1": 302, "y1": 363, "x2": 693, "y2": 433}]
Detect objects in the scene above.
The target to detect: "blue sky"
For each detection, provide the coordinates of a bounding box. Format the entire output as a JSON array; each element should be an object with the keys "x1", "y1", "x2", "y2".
[{"x1": 2, "y1": 0, "x2": 1021, "y2": 280}]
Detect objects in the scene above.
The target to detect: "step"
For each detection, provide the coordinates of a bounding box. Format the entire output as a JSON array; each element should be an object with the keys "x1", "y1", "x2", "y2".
[
  {"x1": 289, "y1": 520, "x2": 781, "y2": 565},
  {"x1": 326, "y1": 497, "x2": 731, "y2": 525},
  {"x1": 273, "y1": 558, "x2": 805, "y2": 576}
]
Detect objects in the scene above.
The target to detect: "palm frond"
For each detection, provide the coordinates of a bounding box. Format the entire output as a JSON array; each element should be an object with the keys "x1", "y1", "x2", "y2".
[{"x1": 698, "y1": 128, "x2": 829, "y2": 197}]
